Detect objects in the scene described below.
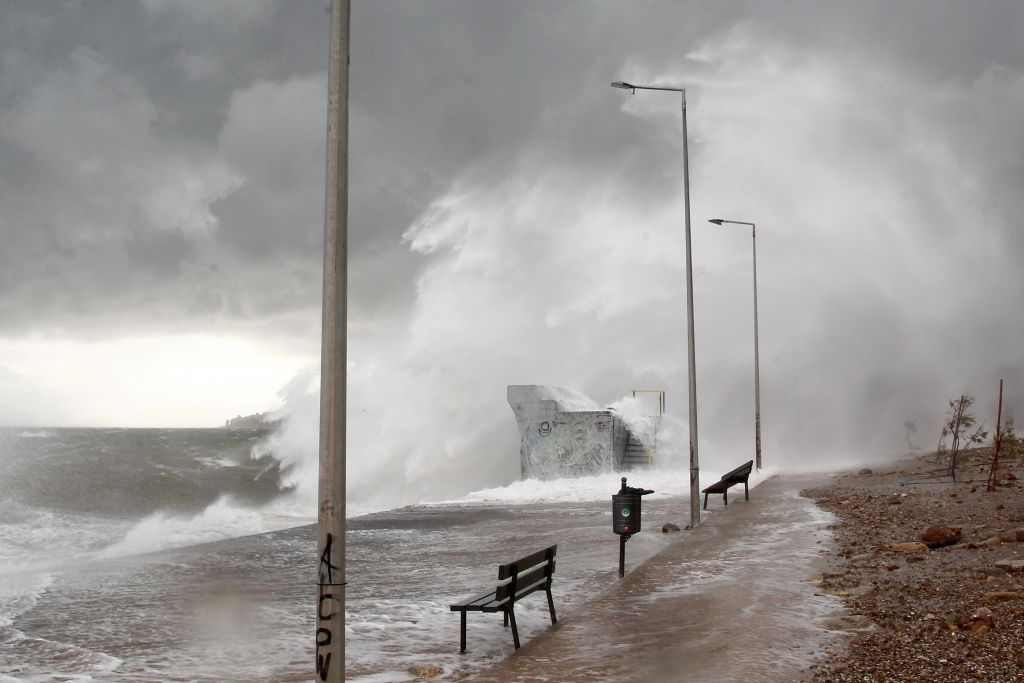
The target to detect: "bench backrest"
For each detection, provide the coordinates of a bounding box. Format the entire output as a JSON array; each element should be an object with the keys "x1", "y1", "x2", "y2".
[
  {"x1": 495, "y1": 544, "x2": 557, "y2": 602},
  {"x1": 722, "y1": 460, "x2": 754, "y2": 482}
]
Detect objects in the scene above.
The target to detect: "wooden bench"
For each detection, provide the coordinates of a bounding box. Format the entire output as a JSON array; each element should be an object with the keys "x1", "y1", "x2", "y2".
[
  {"x1": 701, "y1": 460, "x2": 754, "y2": 509},
  {"x1": 449, "y1": 545, "x2": 557, "y2": 653}
]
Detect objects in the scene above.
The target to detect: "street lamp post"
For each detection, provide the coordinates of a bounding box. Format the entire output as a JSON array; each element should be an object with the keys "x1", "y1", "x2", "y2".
[
  {"x1": 612, "y1": 81, "x2": 700, "y2": 530},
  {"x1": 708, "y1": 218, "x2": 761, "y2": 471}
]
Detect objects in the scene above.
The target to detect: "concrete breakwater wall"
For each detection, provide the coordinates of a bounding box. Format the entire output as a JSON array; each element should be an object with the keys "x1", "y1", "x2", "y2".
[{"x1": 507, "y1": 385, "x2": 653, "y2": 479}]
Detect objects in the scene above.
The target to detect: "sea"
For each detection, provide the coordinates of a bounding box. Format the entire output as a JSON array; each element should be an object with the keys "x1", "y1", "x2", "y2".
[{"x1": 0, "y1": 427, "x2": 779, "y2": 682}]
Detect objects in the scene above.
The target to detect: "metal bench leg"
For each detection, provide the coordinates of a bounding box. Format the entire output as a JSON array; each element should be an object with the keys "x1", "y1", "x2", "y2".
[
  {"x1": 459, "y1": 611, "x2": 467, "y2": 653},
  {"x1": 703, "y1": 492, "x2": 709, "y2": 510},
  {"x1": 508, "y1": 608, "x2": 520, "y2": 649},
  {"x1": 546, "y1": 586, "x2": 557, "y2": 624},
  {"x1": 503, "y1": 611, "x2": 508, "y2": 627},
  {"x1": 723, "y1": 490, "x2": 728, "y2": 506},
  {"x1": 745, "y1": 481, "x2": 749, "y2": 501}
]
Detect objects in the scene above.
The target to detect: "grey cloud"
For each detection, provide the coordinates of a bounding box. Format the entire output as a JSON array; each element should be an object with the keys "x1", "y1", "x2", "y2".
[{"x1": 1, "y1": 1, "x2": 1024, "y2": 463}]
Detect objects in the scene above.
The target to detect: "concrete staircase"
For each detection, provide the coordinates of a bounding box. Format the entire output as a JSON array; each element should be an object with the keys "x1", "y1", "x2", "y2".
[{"x1": 622, "y1": 433, "x2": 652, "y2": 470}]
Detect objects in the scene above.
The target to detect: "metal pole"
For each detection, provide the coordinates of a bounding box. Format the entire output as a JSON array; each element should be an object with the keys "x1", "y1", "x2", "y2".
[
  {"x1": 611, "y1": 81, "x2": 699, "y2": 529},
  {"x1": 708, "y1": 218, "x2": 761, "y2": 471},
  {"x1": 988, "y1": 379, "x2": 1004, "y2": 492},
  {"x1": 618, "y1": 535, "x2": 626, "y2": 578},
  {"x1": 751, "y1": 224, "x2": 761, "y2": 471},
  {"x1": 316, "y1": 1, "x2": 349, "y2": 681},
  {"x1": 680, "y1": 91, "x2": 700, "y2": 530}
]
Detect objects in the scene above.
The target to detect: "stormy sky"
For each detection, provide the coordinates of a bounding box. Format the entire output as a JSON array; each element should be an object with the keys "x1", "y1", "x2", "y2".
[{"x1": 2, "y1": 1, "x2": 1024, "y2": 501}]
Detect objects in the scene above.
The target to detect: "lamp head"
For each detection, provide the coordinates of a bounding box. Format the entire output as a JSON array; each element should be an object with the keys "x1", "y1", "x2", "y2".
[
  {"x1": 611, "y1": 81, "x2": 636, "y2": 93},
  {"x1": 708, "y1": 219, "x2": 725, "y2": 226}
]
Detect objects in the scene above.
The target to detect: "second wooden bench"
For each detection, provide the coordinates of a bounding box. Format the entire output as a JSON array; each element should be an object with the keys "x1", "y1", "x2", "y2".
[{"x1": 701, "y1": 460, "x2": 754, "y2": 509}]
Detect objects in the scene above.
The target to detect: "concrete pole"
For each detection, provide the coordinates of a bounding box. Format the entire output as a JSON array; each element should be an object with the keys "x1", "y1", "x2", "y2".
[
  {"x1": 751, "y1": 223, "x2": 762, "y2": 471},
  {"x1": 679, "y1": 91, "x2": 700, "y2": 531},
  {"x1": 316, "y1": 1, "x2": 349, "y2": 681}
]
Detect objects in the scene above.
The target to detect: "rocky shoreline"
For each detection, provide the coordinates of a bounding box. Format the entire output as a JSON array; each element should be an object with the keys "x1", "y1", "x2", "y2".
[{"x1": 801, "y1": 447, "x2": 1024, "y2": 682}]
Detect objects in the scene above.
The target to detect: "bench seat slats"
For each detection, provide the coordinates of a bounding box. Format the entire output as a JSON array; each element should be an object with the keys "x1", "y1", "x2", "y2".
[
  {"x1": 496, "y1": 562, "x2": 553, "y2": 601},
  {"x1": 498, "y1": 546, "x2": 557, "y2": 580}
]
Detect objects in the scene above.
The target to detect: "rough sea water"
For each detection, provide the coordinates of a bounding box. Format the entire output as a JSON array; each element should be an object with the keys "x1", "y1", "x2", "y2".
[{"x1": 0, "y1": 427, "x2": 801, "y2": 682}]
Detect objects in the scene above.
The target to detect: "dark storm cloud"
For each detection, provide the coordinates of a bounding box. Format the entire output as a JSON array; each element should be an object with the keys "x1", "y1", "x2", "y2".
[{"x1": 0, "y1": 1, "x2": 332, "y2": 335}]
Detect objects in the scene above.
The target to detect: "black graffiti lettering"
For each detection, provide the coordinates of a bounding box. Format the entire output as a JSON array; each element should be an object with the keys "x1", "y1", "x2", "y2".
[
  {"x1": 318, "y1": 591, "x2": 334, "y2": 620},
  {"x1": 316, "y1": 651, "x2": 331, "y2": 680},
  {"x1": 317, "y1": 533, "x2": 339, "y2": 680},
  {"x1": 319, "y1": 533, "x2": 340, "y2": 584},
  {"x1": 316, "y1": 627, "x2": 332, "y2": 679}
]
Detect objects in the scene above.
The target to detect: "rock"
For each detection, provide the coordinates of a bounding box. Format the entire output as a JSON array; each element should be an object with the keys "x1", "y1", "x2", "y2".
[
  {"x1": 857, "y1": 468, "x2": 873, "y2": 475},
  {"x1": 1005, "y1": 471, "x2": 1018, "y2": 481},
  {"x1": 888, "y1": 497, "x2": 903, "y2": 505},
  {"x1": 661, "y1": 523, "x2": 681, "y2": 533},
  {"x1": 408, "y1": 665, "x2": 445, "y2": 678},
  {"x1": 978, "y1": 536, "x2": 1003, "y2": 547},
  {"x1": 948, "y1": 608, "x2": 993, "y2": 633},
  {"x1": 983, "y1": 591, "x2": 1020, "y2": 604},
  {"x1": 822, "y1": 614, "x2": 874, "y2": 631},
  {"x1": 920, "y1": 525, "x2": 962, "y2": 549},
  {"x1": 1008, "y1": 512, "x2": 1023, "y2": 523},
  {"x1": 1015, "y1": 529, "x2": 1024, "y2": 542},
  {"x1": 993, "y1": 559, "x2": 1024, "y2": 572},
  {"x1": 892, "y1": 542, "x2": 930, "y2": 553}
]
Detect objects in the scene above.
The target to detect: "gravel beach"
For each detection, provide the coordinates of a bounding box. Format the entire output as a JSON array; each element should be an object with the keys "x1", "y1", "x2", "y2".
[{"x1": 801, "y1": 446, "x2": 1024, "y2": 682}]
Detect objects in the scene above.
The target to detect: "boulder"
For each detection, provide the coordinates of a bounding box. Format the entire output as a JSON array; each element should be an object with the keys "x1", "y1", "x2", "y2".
[
  {"x1": 857, "y1": 468, "x2": 873, "y2": 475},
  {"x1": 822, "y1": 614, "x2": 874, "y2": 631},
  {"x1": 408, "y1": 665, "x2": 445, "y2": 678},
  {"x1": 892, "y1": 542, "x2": 929, "y2": 553},
  {"x1": 948, "y1": 608, "x2": 993, "y2": 633},
  {"x1": 983, "y1": 591, "x2": 1020, "y2": 604},
  {"x1": 1015, "y1": 529, "x2": 1024, "y2": 542},
  {"x1": 920, "y1": 525, "x2": 962, "y2": 549},
  {"x1": 661, "y1": 523, "x2": 681, "y2": 533},
  {"x1": 994, "y1": 559, "x2": 1024, "y2": 572}
]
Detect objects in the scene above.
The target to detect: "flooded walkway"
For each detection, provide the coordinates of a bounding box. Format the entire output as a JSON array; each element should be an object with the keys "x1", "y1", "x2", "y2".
[{"x1": 456, "y1": 475, "x2": 845, "y2": 683}]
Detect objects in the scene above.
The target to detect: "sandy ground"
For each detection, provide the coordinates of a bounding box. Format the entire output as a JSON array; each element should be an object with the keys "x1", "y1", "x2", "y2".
[{"x1": 801, "y1": 447, "x2": 1024, "y2": 682}]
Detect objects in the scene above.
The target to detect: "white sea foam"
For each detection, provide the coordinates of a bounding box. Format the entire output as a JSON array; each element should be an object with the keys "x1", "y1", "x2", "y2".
[
  {"x1": 196, "y1": 455, "x2": 238, "y2": 468},
  {"x1": 0, "y1": 573, "x2": 54, "y2": 626},
  {"x1": 15, "y1": 430, "x2": 53, "y2": 439},
  {"x1": 95, "y1": 495, "x2": 312, "y2": 559},
  {"x1": 431, "y1": 466, "x2": 779, "y2": 506}
]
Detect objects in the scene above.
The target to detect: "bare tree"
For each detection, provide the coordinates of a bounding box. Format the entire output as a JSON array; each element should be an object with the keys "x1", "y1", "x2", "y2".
[{"x1": 937, "y1": 394, "x2": 987, "y2": 480}]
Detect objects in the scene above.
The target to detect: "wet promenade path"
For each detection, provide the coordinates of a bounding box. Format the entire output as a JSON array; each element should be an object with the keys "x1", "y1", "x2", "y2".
[{"x1": 454, "y1": 474, "x2": 846, "y2": 683}]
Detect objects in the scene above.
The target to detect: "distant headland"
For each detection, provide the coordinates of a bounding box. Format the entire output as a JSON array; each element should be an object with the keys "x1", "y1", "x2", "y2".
[{"x1": 221, "y1": 412, "x2": 278, "y2": 429}]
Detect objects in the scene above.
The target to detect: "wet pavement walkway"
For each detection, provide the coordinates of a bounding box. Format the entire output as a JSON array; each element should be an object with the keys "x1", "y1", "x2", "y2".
[{"x1": 453, "y1": 474, "x2": 846, "y2": 683}]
